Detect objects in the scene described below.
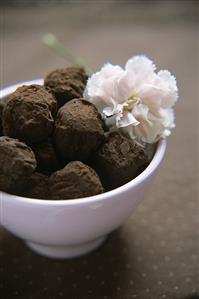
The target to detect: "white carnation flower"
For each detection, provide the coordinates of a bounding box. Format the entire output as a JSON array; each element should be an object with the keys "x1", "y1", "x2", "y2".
[{"x1": 84, "y1": 55, "x2": 178, "y2": 144}]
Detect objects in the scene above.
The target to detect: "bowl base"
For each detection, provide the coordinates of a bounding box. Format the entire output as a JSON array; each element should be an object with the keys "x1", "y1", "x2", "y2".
[{"x1": 26, "y1": 235, "x2": 107, "y2": 259}]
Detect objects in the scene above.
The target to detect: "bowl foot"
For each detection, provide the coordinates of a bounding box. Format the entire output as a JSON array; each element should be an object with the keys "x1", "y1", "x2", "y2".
[{"x1": 26, "y1": 235, "x2": 107, "y2": 259}]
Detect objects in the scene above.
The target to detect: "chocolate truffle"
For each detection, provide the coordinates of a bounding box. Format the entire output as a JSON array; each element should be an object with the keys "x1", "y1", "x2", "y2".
[
  {"x1": 49, "y1": 161, "x2": 104, "y2": 200},
  {"x1": 2, "y1": 85, "x2": 57, "y2": 144},
  {"x1": 32, "y1": 140, "x2": 61, "y2": 174},
  {"x1": 0, "y1": 136, "x2": 37, "y2": 193},
  {"x1": 62, "y1": 66, "x2": 88, "y2": 84},
  {"x1": 23, "y1": 172, "x2": 49, "y2": 199},
  {"x1": 44, "y1": 66, "x2": 87, "y2": 107},
  {"x1": 53, "y1": 98, "x2": 104, "y2": 162},
  {"x1": 92, "y1": 132, "x2": 149, "y2": 190}
]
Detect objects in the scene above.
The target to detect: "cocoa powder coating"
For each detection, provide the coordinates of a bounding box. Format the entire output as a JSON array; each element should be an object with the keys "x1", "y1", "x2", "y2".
[
  {"x1": 23, "y1": 172, "x2": 49, "y2": 199},
  {"x1": 50, "y1": 161, "x2": 104, "y2": 200},
  {"x1": 2, "y1": 85, "x2": 57, "y2": 144},
  {"x1": 44, "y1": 66, "x2": 87, "y2": 108},
  {"x1": 0, "y1": 136, "x2": 37, "y2": 193},
  {"x1": 53, "y1": 98, "x2": 104, "y2": 162},
  {"x1": 32, "y1": 140, "x2": 61, "y2": 174},
  {"x1": 92, "y1": 132, "x2": 149, "y2": 189}
]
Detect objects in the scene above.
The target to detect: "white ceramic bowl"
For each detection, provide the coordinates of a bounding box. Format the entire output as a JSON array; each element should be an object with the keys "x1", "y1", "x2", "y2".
[{"x1": 0, "y1": 80, "x2": 166, "y2": 259}]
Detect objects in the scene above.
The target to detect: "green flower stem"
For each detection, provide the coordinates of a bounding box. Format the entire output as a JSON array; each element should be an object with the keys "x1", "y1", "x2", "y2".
[{"x1": 43, "y1": 33, "x2": 92, "y2": 76}]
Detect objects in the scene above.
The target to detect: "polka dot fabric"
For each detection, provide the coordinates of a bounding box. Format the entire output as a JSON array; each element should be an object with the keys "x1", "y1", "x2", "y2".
[
  {"x1": 0, "y1": 170, "x2": 198, "y2": 299},
  {"x1": 0, "y1": 2, "x2": 198, "y2": 299}
]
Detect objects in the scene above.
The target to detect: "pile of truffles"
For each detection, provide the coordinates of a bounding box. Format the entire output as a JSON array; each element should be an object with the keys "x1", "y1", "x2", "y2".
[{"x1": 0, "y1": 66, "x2": 153, "y2": 200}]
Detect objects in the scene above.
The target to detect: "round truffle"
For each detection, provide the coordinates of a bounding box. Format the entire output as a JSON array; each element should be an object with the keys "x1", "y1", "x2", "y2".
[
  {"x1": 92, "y1": 132, "x2": 149, "y2": 190},
  {"x1": 53, "y1": 98, "x2": 104, "y2": 162},
  {"x1": 32, "y1": 140, "x2": 61, "y2": 174},
  {"x1": 23, "y1": 172, "x2": 49, "y2": 199},
  {"x1": 0, "y1": 136, "x2": 37, "y2": 193},
  {"x1": 62, "y1": 66, "x2": 88, "y2": 84},
  {"x1": 44, "y1": 66, "x2": 87, "y2": 107},
  {"x1": 2, "y1": 85, "x2": 57, "y2": 144},
  {"x1": 49, "y1": 161, "x2": 104, "y2": 200}
]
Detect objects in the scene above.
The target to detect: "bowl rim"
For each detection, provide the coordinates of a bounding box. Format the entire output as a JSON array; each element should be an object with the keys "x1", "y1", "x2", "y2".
[{"x1": 0, "y1": 79, "x2": 167, "y2": 207}]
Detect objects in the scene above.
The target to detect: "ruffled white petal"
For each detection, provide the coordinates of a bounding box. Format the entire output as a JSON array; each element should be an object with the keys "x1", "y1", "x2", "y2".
[
  {"x1": 117, "y1": 110, "x2": 139, "y2": 128},
  {"x1": 84, "y1": 55, "x2": 178, "y2": 144}
]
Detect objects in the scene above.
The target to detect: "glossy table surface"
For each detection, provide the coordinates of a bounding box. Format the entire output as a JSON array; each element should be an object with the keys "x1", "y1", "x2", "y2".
[{"x1": 0, "y1": 1, "x2": 198, "y2": 299}]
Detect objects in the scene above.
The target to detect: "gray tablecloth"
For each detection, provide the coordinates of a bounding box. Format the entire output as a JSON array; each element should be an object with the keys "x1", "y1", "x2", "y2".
[{"x1": 0, "y1": 2, "x2": 198, "y2": 299}]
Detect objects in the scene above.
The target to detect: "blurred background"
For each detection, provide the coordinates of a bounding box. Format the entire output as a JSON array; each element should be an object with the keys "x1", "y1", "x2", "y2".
[
  {"x1": 0, "y1": 1, "x2": 198, "y2": 299},
  {"x1": 0, "y1": 0, "x2": 197, "y2": 86}
]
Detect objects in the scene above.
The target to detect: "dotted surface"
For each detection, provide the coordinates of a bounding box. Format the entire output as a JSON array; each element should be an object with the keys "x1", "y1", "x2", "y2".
[
  {"x1": 0, "y1": 186, "x2": 198, "y2": 299},
  {"x1": 0, "y1": 2, "x2": 198, "y2": 299}
]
